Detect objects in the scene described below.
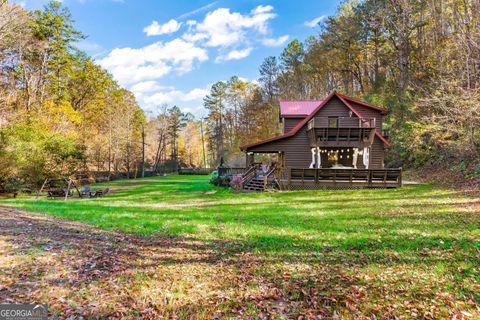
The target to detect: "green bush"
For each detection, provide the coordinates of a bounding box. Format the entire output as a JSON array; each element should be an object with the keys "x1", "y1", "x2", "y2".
[
  {"x1": 0, "y1": 122, "x2": 85, "y2": 190},
  {"x1": 5, "y1": 179, "x2": 32, "y2": 194},
  {"x1": 178, "y1": 168, "x2": 212, "y2": 175},
  {"x1": 210, "y1": 175, "x2": 231, "y2": 187}
]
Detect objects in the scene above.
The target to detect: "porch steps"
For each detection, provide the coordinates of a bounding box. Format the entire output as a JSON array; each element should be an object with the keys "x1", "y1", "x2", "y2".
[{"x1": 243, "y1": 178, "x2": 265, "y2": 192}]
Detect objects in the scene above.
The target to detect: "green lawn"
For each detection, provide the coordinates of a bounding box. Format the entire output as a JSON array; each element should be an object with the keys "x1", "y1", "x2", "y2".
[{"x1": 1, "y1": 175, "x2": 479, "y2": 318}]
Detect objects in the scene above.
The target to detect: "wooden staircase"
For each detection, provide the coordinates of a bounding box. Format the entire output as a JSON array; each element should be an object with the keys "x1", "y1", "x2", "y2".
[
  {"x1": 241, "y1": 165, "x2": 278, "y2": 192},
  {"x1": 243, "y1": 177, "x2": 265, "y2": 192}
]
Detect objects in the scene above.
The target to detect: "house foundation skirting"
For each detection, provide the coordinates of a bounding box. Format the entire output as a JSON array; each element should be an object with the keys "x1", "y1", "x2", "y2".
[
  {"x1": 275, "y1": 168, "x2": 402, "y2": 190},
  {"x1": 218, "y1": 166, "x2": 402, "y2": 190}
]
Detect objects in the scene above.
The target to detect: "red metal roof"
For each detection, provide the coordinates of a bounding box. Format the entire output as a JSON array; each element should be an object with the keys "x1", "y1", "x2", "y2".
[
  {"x1": 280, "y1": 100, "x2": 322, "y2": 117},
  {"x1": 337, "y1": 93, "x2": 389, "y2": 114},
  {"x1": 240, "y1": 91, "x2": 390, "y2": 151}
]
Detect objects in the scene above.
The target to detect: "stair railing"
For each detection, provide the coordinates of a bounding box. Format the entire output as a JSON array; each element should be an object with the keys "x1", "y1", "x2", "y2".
[
  {"x1": 241, "y1": 164, "x2": 259, "y2": 187},
  {"x1": 263, "y1": 165, "x2": 277, "y2": 190}
]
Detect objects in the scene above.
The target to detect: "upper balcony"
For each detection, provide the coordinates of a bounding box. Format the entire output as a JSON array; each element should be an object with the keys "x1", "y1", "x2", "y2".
[
  {"x1": 307, "y1": 116, "x2": 376, "y2": 130},
  {"x1": 307, "y1": 116, "x2": 377, "y2": 148}
]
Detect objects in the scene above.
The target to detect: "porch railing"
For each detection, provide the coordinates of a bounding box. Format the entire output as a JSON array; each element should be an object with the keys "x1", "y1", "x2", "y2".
[
  {"x1": 274, "y1": 167, "x2": 402, "y2": 189},
  {"x1": 308, "y1": 117, "x2": 376, "y2": 130},
  {"x1": 218, "y1": 167, "x2": 247, "y2": 177}
]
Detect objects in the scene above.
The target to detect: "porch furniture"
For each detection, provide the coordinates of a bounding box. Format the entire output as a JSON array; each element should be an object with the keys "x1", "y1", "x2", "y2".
[{"x1": 81, "y1": 186, "x2": 91, "y2": 197}]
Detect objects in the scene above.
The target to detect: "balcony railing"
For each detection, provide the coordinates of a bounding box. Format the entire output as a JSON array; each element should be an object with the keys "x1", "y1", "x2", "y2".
[{"x1": 308, "y1": 117, "x2": 376, "y2": 130}]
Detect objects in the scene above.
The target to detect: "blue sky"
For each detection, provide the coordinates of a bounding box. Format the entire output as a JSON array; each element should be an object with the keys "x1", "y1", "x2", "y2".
[{"x1": 15, "y1": 0, "x2": 341, "y2": 117}]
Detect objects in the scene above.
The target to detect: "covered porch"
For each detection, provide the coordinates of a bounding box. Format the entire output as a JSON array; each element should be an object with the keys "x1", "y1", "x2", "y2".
[
  {"x1": 245, "y1": 151, "x2": 284, "y2": 168},
  {"x1": 306, "y1": 146, "x2": 372, "y2": 170},
  {"x1": 218, "y1": 150, "x2": 401, "y2": 191}
]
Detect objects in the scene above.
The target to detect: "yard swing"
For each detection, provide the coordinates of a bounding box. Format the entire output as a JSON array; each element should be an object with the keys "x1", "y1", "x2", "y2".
[{"x1": 36, "y1": 178, "x2": 83, "y2": 200}]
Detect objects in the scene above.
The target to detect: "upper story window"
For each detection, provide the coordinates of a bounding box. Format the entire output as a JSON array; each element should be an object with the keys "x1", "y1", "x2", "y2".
[{"x1": 328, "y1": 117, "x2": 338, "y2": 128}]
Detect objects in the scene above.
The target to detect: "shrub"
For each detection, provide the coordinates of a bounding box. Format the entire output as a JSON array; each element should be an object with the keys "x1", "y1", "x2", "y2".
[
  {"x1": 5, "y1": 179, "x2": 32, "y2": 196},
  {"x1": 0, "y1": 122, "x2": 85, "y2": 190},
  {"x1": 178, "y1": 168, "x2": 212, "y2": 175},
  {"x1": 229, "y1": 175, "x2": 243, "y2": 191},
  {"x1": 210, "y1": 175, "x2": 231, "y2": 187}
]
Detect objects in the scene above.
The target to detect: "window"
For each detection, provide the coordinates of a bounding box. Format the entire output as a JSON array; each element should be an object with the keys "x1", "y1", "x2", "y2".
[{"x1": 328, "y1": 117, "x2": 338, "y2": 128}]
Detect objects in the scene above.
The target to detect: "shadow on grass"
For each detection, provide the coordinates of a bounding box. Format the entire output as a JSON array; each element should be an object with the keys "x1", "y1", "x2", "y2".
[
  {"x1": 1, "y1": 176, "x2": 479, "y2": 317},
  {"x1": 5, "y1": 195, "x2": 478, "y2": 254},
  {"x1": 0, "y1": 206, "x2": 478, "y2": 319}
]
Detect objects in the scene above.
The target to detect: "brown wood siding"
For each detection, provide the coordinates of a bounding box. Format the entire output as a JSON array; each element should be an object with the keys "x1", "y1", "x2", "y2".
[
  {"x1": 283, "y1": 118, "x2": 304, "y2": 133},
  {"x1": 315, "y1": 96, "x2": 351, "y2": 118},
  {"x1": 370, "y1": 136, "x2": 385, "y2": 168},
  {"x1": 247, "y1": 96, "x2": 386, "y2": 168},
  {"x1": 348, "y1": 101, "x2": 385, "y2": 168},
  {"x1": 348, "y1": 101, "x2": 383, "y2": 131},
  {"x1": 349, "y1": 136, "x2": 384, "y2": 169},
  {"x1": 248, "y1": 125, "x2": 312, "y2": 167}
]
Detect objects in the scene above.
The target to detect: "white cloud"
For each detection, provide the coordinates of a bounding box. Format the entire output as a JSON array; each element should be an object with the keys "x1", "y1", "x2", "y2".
[
  {"x1": 182, "y1": 32, "x2": 208, "y2": 43},
  {"x1": 111, "y1": 64, "x2": 172, "y2": 84},
  {"x1": 144, "y1": 19, "x2": 182, "y2": 36},
  {"x1": 262, "y1": 35, "x2": 289, "y2": 47},
  {"x1": 97, "y1": 4, "x2": 284, "y2": 116},
  {"x1": 98, "y1": 38, "x2": 208, "y2": 85},
  {"x1": 304, "y1": 15, "x2": 327, "y2": 28},
  {"x1": 130, "y1": 81, "x2": 164, "y2": 93},
  {"x1": 140, "y1": 88, "x2": 209, "y2": 109},
  {"x1": 215, "y1": 48, "x2": 252, "y2": 63},
  {"x1": 184, "y1": 88, "x2": 210, "y2": 101},
  {"x1": 183, "y1": 5, "x2": 276, "y2": 48},
  {"x1": 252, "y1": 5, "x2": 273, "y2": 15}
]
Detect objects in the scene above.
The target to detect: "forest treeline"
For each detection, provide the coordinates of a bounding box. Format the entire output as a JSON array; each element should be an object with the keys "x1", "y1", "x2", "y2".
[
  {"x1": 204, "y1": 0, "x2": 480, "y2": 184},
  {"x1": 1, "y1": 0, "x2": 479, "y2": 192},
  {"x1": 0, "y1": 1, "x2": 147, "y2": 192},
  {"x1": 0, "y1": 1, "x2": 212, "y2": 193}
]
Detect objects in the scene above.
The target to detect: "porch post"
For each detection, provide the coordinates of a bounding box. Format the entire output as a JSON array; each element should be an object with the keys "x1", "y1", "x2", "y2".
[
  {"x1": 309, "y1": 148, "x2": 316, "y2": 168},
  {"x1": 246, "y1": 152, "x2": 254, "y2": 167},
  {"x1": 363, "y1": 147, "x2": 370, "y2": 169},
  {"x1": 316, "y1": 147, "x2": 321, "y2": 168},
  {"x1": 352, "y1": 148, "x2": 358, "y2": 169}
]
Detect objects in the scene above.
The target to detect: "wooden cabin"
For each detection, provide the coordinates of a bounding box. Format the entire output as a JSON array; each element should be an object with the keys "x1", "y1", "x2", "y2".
[{"x1": 233, "y1": 91, "x2": 401, "y2": 191}]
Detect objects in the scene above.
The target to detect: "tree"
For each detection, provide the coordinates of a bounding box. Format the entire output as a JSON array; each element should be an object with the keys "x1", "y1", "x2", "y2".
[
  {"x1": 204, "y1": 81, "x2": 227, "y2": 165},
  {"x1": 278, "y1": 39, "x2": 309, "y2": 98},
  {"x1": 167, "y1": 106, "x2": 187, "y2": 171},
  {"x1": 259, "y1": 56, "x2": 279, "y2": 102},
  {"x1": 31, "y1": 0, "x2": 84, "y2": 103}
]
